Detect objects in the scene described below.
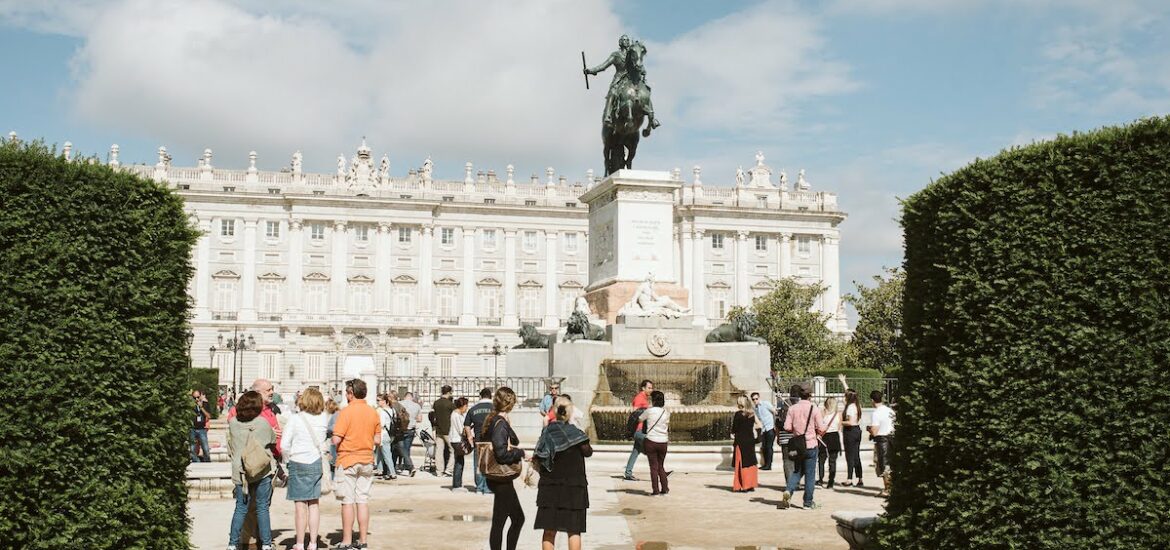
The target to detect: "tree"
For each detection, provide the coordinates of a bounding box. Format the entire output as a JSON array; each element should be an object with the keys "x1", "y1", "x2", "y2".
[
  {"x1": 746, "y1": 278, "x2": 842, "y2": 379},
  {"x1": 845, "y1": 267, "x2": 904, "y2": 376}
]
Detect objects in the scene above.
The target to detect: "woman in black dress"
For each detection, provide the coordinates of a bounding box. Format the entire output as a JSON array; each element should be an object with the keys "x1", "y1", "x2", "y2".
[
  {"x1": 482, "y1": 387, "x2": 526, "y2": 550},
  {"x1": 532, "y1": 396, "x2": 593, "y2": 550}
]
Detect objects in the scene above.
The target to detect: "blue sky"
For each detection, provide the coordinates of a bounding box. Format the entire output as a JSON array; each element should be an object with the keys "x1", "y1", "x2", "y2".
[{"x1": 3, "y1": 0, "x2": 1169, "y2": 323}]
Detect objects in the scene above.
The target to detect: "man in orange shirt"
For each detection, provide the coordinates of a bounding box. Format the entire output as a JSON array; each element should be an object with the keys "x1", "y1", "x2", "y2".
[{"x1": 331, "y1": 379, "x2": 381, "y2": 550}]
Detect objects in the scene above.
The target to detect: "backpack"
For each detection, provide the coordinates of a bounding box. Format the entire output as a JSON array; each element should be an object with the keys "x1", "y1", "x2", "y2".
[
  {"x1": 240, "y1": 425, "x2": 272, "y2": 482},
  {"x1": 785, "y1": 403, "x2": 815, "y2": 463},
  {"x1": 624, "y1": 408, "x2": 648, "y2": 439}
]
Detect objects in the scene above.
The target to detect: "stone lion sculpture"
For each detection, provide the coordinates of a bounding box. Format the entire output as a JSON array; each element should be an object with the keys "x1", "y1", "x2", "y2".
[
  {"x1": 705, "y1": 312, "x2": 767, "y2": 344},
  {"x1": 514, "y1": 323, "x2": 554, "y2": 349},
  {"x1": 563, "y1": 310, "x2": 607, "y2": 342}
]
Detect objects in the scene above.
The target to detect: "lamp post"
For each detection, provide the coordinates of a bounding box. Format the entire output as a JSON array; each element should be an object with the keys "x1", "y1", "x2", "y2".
[
  {"x1": 185, "y1": 330, "x2": 195, "y2": 370},
  {"x1": 482, "y1": 337, "x2": 506, "y2": 390},
  {"x1": 209, "y1": 327, "x2": 255, "y2": 393}
]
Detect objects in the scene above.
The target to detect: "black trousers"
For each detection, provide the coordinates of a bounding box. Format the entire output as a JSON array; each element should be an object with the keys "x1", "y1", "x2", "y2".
[
  {"x1": 759, "y1": 429, "x2": 776, "y2": 469},
  {"x1": 818, "y1": 432, "x2": 841, "y2": 483},
  {"x1": 487, "y1": 479, "x2": 524, "y2": 550},
  {"x1": 843, "y1": 425, "x2": 863, "y2": 481}
]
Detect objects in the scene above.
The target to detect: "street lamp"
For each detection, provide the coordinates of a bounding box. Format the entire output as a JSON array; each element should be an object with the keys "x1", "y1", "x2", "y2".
[
  {"x1": 185, "y1": 330, "x2": 195, "y2": 370},
  {"x1": 209, "y1": 327, "x2": 255, "y2": 393},
  {"x1": 482, "y1": 337, "x2": 506, "y2": 390}
]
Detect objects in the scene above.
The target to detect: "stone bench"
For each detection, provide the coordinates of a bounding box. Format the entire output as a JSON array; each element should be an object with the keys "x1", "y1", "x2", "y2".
[{"x1": 832, "y1": 511, "x2": 879, "y2": 550}]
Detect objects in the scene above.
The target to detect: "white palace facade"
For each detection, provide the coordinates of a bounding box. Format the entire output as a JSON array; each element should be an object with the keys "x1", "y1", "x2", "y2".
[{"x1": 105, "y1": 140, "x2": 847, "y2": 391}]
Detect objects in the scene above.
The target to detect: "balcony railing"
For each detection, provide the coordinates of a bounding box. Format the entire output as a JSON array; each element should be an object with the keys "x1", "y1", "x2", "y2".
[
  {"x1": 478, "y1": 317, "x2": 502, "y2": 326},
  {"x1": 211, "y1": 311, "x2": 238, "y2": 321}
]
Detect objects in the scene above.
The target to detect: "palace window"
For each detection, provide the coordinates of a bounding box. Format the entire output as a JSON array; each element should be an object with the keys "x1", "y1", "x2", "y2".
[
  {"x1": 395, "y1": 354, "x2": 414, "y2": 376},
  {"x1": 712, "y1": 233, "x2": 724, "y2": 249},
  {"x1": 220, "y1": 219, "x2": 235, "y2": 238},
  {"x1": 797, "y1": 235, "x2": 811, "y2": 256},
  {"x1": 755, "y1": 235, "x2": 767, "y2": 251},
  {"x1": 305, "y1": 281, "x2": 327, "y2": 313},
  {"x1": 523, "y1": 231, "x2": 538, "y2": 251},
  {"x1": 213, "y1": 280, "x2": 238, "y2": 313},
  {"x1": 260, "y1": 352, "x2": 280, "y2": 381},
  {"x1": 564, "y1": 232, "x2": 578, "y2": 253},
  {"x1": 265, "y1": 221, "x2": 280, "y2": 239},
  {"x1": 710, "y1": 288, "x2": 730, "y2": 320},
  {"x1": 479, "y1": 287, "x2": 502, "y2": 319},
  {"x1": 438, "y1": 355, "x2": 454, "y2": 378},
  {"x1": 482, "y1": 229, "x2": 497, "y2": 249},
  {"x1": 305, "y1": 353, "x2": 323, "y2": 381},
  {"x1": 259, "y1": 281, "x2": 283, "y2": 313},
  {"x1": 441, "y1": 227, "x2": 455, "y2": 246},
  {"x1": 354, "y1": 225, "x2": 369, "y2": 243},
  {"x1": 349, "y1": 283, "x2": 372, "y2": 314},
  {"x1": 436, "y1": 286, "x2": 458, "y2": 318},
  {"x1": 520, "y1": 287, "x2": 542, "y2": 320},
  {"x1": 310, "y1": 223, "x2": 325, "y2": 241},
  {"x1": 398, "y1": 227, "x2": 412, "y2": 243},
  {"x1": 393, "y1": 284, "x2": 416, "y2": 315}
]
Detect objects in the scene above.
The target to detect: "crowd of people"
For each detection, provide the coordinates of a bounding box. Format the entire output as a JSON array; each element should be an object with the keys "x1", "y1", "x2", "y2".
[{"x1": 203, "y1": 375, "x2": 893, "y2": 550}]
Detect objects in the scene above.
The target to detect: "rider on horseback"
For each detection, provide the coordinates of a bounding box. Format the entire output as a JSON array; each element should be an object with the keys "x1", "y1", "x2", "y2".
[{"x1": 585, "y1": 35, "x2": 662, "y2": 133}]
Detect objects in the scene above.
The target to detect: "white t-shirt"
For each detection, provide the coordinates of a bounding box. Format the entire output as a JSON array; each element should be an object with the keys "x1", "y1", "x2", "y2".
[
  {"x1": 870, "y1": 404, "x2": 895, "y2": 436},
  {"x1": 638, "y1": 407, "x2": 670, "y2": 444},
  {"x1": 279, "y1": 411, "x2": 329, "y2": 465},
  {"x1": 449, "y1": 410, "x2": 466, "y2": 441},
  {"x1": 400, "y1": 399, "x2": 422, "y2": 429},
  {"x1": 822, "y1": 406, "x2": 841, "y2": 433}
]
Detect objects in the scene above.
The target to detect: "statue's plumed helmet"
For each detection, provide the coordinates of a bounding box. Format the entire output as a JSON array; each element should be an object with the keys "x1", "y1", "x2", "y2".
[{"x1": 619, "y1": 35, "x2": 631, "y2": 47}]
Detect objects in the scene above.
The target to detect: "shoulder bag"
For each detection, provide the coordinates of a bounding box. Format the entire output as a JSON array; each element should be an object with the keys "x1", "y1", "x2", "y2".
[
  {"x1": 476, "y1": 418, "x2": 522, "y2": 481},
  {"x1": 785, "y1": 404, "x2": 815, "y2": 463}
]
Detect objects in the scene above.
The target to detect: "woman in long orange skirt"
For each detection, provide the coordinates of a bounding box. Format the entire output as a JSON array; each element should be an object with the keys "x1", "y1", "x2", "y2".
[{"x1": 731, "y1": 395, "x2": 761, "y2": 492}]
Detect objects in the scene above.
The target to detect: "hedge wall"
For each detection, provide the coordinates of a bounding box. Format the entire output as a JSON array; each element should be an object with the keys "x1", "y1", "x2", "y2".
[
  {"x1": 876, "y1": 118, "x2": 1170, "y2": 548},
  {"x1": 0, "y1": 141, "x2": 199, "y2": 548}
]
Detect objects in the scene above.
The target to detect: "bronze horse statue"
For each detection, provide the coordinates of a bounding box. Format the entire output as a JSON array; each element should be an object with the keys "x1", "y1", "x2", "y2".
[{"x1": 602, "y1": 41, "x2": 653, "y2": 176}]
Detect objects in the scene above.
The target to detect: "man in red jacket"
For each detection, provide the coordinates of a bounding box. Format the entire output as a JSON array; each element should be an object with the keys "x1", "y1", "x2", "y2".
[{"x1": 624, "y1": 379, "x2": 654, "y2": 481}]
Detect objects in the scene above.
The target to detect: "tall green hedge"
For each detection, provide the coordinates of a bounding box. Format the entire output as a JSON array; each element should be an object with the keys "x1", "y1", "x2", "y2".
[
  {"x1": 877, "y1": 118, "x2": 1170, "y2": 548},
  {"x1": 0, "y1": 141, "x2": 199, "y2": 548}
]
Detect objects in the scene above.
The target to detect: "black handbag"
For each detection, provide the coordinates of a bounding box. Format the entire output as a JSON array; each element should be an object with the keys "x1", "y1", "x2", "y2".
[{"x1": 785, "y1": 405, "x2": 814, "y2": 462}]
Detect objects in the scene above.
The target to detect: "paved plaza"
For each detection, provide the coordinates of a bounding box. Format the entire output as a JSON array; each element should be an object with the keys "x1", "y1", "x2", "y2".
[{"x1": 190, "y1": 459, "x2": 885, "y2": 549}]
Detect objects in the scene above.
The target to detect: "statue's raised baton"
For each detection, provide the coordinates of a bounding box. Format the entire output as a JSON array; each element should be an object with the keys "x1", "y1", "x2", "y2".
[{"x1": 581, "y1": 51, "x2": 590, "y2": 90}]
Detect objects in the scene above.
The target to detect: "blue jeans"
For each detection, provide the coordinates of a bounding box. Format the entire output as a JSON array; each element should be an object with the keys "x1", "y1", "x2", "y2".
[
  {"x1": 229, "y1": 476, "x2": 273, "y2": 546},
  {"x1": 399, "y1": 429, "x2": 416, "y2": 470},
  {"x1": 786, "y1": 446, "x2": 818, "y2": 507},
  {"x1": 376, "y1": 440, "x2": 398, "y2": 477},
  {"x1": 472, "y1": 448, "x2": 491, "y2": 493},
  {"x1": 190, "y1": 428, "x2": 210, "y2": 462},
  {"x1": 625, "y1": 435, "x2": 644, "y2": 477},
  {"x1": 451, "y1": 451, "x2": 465, "y2": 489}
]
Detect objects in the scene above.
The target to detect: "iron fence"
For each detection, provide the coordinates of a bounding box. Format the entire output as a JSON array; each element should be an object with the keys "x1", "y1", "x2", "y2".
[
  {"x1": 377, "y1": 375, "x2": 560, "y2": 410},
  {"x1": 769, "y1": 376, "x2": 898, "y2": 405}
]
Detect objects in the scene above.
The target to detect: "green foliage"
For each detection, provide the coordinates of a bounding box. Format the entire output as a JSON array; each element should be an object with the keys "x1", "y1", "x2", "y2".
[
  {"x1": 748, "y1": 278, "x2": 841, "y2": 379},
  {"x1": 0, "y1": 141, "x2": 199, "y2": 548},
  {"x1": 876, "y1": 118, "x2": 1170, "y2": 549},
  {"x1": 845, "y1": 267, "x2": 904, "y2": 376}
]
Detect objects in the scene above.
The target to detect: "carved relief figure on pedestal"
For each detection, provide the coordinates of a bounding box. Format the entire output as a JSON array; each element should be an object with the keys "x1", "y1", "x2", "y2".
[{"x1": 619, "y1": 272, "x2": 691, "y2": 318}]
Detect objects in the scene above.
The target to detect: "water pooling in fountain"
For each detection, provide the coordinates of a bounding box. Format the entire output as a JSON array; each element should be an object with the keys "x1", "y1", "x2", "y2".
[{"x1": 590, "y1": 358, "x2": 740, "y2": 441}]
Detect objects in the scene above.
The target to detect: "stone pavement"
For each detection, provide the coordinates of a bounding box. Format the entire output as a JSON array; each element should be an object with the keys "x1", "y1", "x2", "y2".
[{"x1": 190, "y1": 461, "x2": 885, "y2": 549}]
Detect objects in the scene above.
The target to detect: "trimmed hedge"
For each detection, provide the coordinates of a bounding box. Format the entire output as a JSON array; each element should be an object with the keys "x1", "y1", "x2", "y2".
[
  {"x1": 877, "y1": 118, "x2": 1170, "y2": 548},
  {"x1": 0, "y1": 141, "x2": 198, "y2": 548}
]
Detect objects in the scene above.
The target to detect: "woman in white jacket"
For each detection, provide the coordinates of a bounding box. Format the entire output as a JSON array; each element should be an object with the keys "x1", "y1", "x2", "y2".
[{"x1": 279, "y1": 388, "x2": 329, "y2": 550}]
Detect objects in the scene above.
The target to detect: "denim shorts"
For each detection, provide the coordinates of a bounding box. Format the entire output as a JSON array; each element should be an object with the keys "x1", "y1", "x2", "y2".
[{"x1": 285, "y1": 459, "x2": 322, "y2": 501}]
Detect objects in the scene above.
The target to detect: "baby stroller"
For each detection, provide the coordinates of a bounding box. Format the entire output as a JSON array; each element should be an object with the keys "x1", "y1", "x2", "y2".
[{"x1": 418, "y1": 428, "x2": 438, "y2": 475}]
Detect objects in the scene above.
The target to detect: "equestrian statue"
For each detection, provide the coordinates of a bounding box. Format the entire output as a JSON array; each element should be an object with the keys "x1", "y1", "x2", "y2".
[{"x1": 583, "y1": 34, "x2": 661, "y2": 176}]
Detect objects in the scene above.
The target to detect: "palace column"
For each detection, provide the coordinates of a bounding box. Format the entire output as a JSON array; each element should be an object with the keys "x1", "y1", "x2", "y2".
[
  {"x1": 779, "y1": 232, "x2": 792, "y2": 278},
  {"x1": 419, "y1": 225, "x2": 434, "y2": 315},
  {"x1": 822, "y1": 234, "x2": 842, "y2": 329},
  {"x1": 735, "y1": 230, "x2": 750, "y2": 308},
  {"x1": 459, "y1": 226, "x2": 477, "y2": 326},
  {"x1": 543, "y1": 230, "x2": 558, "y2": 328},
  {"x1": 287, "y1": 219, "x2": 304, "y2": 313},
  {"x1": 691, "y1": 226, "x2": 707, "y2": 326},
  {"x1": 680, "y1": 225, "x2": 693, "y2": 302},
  {"x1": 374, "y1": 222, "x2": 392, "y2": 313},
  {"x1": 240, "y1": 219, "x2": 258, "y2": 321},
  {"x1": 330, "y1": 221, "x2": 348, "y2": 313},
  {"x1": 503, "y1": 229, "x2": 518, "y2": 328},
  {"x1": 194, "y1": 218, "x2": 211, "y2": 320}
]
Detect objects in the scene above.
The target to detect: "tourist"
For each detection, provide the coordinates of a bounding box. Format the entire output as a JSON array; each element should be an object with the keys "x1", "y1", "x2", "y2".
[
  {"x1": 398, "y1": 391, "x2": 423, "y2": 474},
  {"x1": 539, "y1": 382, "x2": 561, "y2": 426},
  {"x1": 544, "y1": 393, "x2": 585, "y2": 429},
  {"x1": 839, "y1": 374, "x2": 865, "y2": 488},
  {"x1": 638, "y1": 390, "x2": 670, "y2": 496},
  {"x1": 776, "y1": 393, "x2": 797, "y2": 481},
  {"x1": 465, "y1": 388, "x2": 495, "y2": 494},
  {"x1": 483, "y1": 387, "x2": 527, "y2": 550},
  {"x1": 731, "y1": 395, "x2": 761, "y2": 492},
  {"x1": 533, "y1": 396, "x2": 593, "y2": 550},
  {"x1": 331, "y1": 379, "x2": 381, "y2": 550},
  {"x1": 386, "y1": 391, "x2": 414, "y2": 477},
  {"x1": 779, "y1": 383, "x2": 826, "y2": 510},
  {"x1": 191, "y1": 390, "x2": 212, "y2": 463},
  {"x1": 227, "y1": 390, "x2": 276, "y2": 550},
  {"x1": 869, "y1": 390, "x2": 895, "y2": 497},
  {"x1": 432, "y1": 385, "x2": 456, "y2": 477},
  {"x1": 449, "y1": 397, "x2": 470, "y2": 491},
  {"x1": 324, "y1": 398, "x2": 340, "y2": 472},
  {"x1": 624, "y1": 379, "x2": 654, "y2": 481},
  {"x1": 280, "y1": 388, "x2": 328, "y2": 550},
  {"x1": 817, "y1": 396, "x2": 842, "y2": 489},
  {"x1": 751, "y1": 391, "x2": 777, "y2": 470},
  {"x1": 374, "y1": 394, "x2": 399, "y2": 480}
]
